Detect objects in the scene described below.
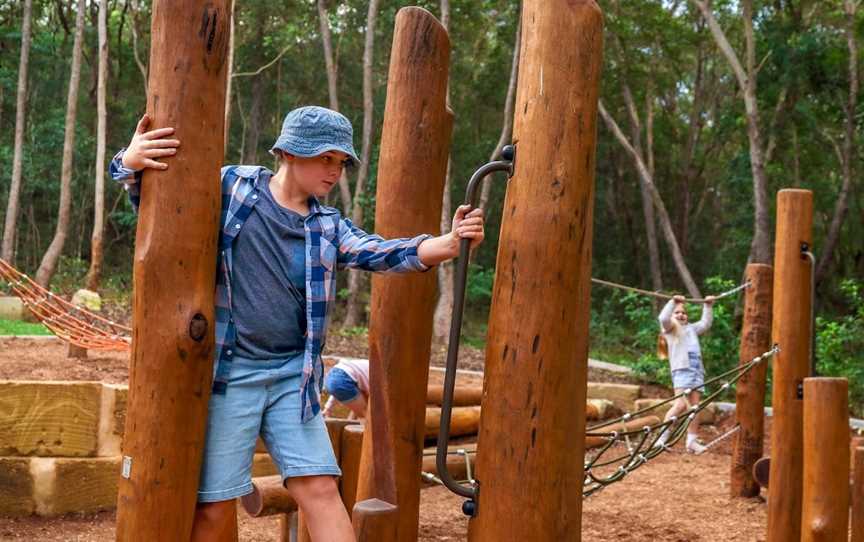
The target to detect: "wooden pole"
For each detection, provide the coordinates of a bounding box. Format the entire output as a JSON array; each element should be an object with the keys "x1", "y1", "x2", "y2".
[
  {"x1": 115, "y1": 2, "x2": 231, "y2": 540},
  {"x1": 766, "y1": 189, "x2": 813, "y2": 542},
  {"x1": 354, "y1": 7, "x2": 452, "y2": 542},
  {"x1": 853, "y1": 445, "x2": 864, "y2": 542},
  {"x1": 352, "y1": 499, "x2": 398, "y2": 542},
  {"x1": 730, "y1": 263, "x2": 773, "y2": 497},
  {"x1": 467, "y1": 2, "x2": 603, "y2": 540},
  {"x1": 801, "y1": 377, "x2": 850, "y2": 542}
]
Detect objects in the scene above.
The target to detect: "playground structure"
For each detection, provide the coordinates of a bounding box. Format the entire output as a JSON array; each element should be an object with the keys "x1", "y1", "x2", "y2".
[{"x1": 0, "y1": 1, "x2": 860, "y2": 541}]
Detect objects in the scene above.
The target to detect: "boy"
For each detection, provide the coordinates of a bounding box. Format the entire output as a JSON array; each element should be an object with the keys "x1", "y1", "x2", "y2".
[{"x1": 111, "y1": 106, "x2": 484, "y2": 541}]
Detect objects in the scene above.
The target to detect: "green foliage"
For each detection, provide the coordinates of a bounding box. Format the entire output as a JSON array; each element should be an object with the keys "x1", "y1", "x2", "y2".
[
  {"x1": 0, "y1": 318, "x2": 50, "y2": 336},
  {"x1": 466, "y1": 264, "x2": 495, "y2": 305},
  {"x1": 816, "y1": 280, "x2": 864, "y2": 417}
]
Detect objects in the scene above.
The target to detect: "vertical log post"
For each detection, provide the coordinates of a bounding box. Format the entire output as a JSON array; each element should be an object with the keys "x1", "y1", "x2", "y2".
[
  {"x1": 730, "y1": 263, "x2": 773, "y2": 497},
  {"x1": 853, "y1": 445, "x2": 864, "y2": 542},
  {"x1": 352, "y1": 499, "x2": 398, "y2": 542},
  {"x1": 801, "y1": 377, "x2": 850, "y2": 541},
  {"x1": 467, "y1": 2, "x2": 603, "y2": 541},
  {"x1": 354, "y1": 7, "x2": 452, "y2": 542},
  {"x1": 341, "y1": 423, "x2": 365, "y2": 515},
  {"x1": 766, "y1": 189, "x2": 813, "y2": 542},
  {"x1": 115, "y1": 2, "x2": 231, "y2": 540}
]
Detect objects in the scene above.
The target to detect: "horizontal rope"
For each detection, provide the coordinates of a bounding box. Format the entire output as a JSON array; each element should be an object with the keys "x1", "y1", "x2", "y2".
[{"x1": 590, "y1": 277, "x2": 751, "y2": 304}]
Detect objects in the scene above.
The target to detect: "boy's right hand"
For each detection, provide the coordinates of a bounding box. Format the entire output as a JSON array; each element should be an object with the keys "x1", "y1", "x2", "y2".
[{"x1": 121, "y1": 114, "x2": 181, "y2": 171}]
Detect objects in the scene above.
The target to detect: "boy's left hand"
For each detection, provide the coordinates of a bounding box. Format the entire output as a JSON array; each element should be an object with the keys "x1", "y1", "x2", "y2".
[{"x1": 451, "y1": 204, "x2": 485, "y2": 251}]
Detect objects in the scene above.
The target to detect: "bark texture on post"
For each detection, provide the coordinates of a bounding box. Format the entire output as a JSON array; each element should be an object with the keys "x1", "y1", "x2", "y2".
[
  {"x1": 801, "y1": 377, "x2": 850, "y2": 542},
  {"x1": 114, "y1": 2, "x2": 232, "y2": 540},
  {"x1": 853, "y1": 445, "x2": 864, "y2": 542},
  {"x1": 766, "y1": 189, "x2": 813, "y2": 542},
  {"x1": 467, "y1": 2, "x2": 603, "y2": 540},
  {"x1": 730, "y1": 263, "x2": 773, "y2": 497},
  {"x1": 354, "y1": 8, "x2": 452, "y2": 542}
]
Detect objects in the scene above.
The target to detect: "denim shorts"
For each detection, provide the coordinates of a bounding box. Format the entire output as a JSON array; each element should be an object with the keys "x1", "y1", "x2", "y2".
[
  {"x1": 671, "y1": 368, "x2": 705, "y2": 390},
  {"x1": 197, "y1": 353, "x2": 341, "y2": 503},
  {"x1": 324, "y1": 367, "x2": 360, "y2": 403}
]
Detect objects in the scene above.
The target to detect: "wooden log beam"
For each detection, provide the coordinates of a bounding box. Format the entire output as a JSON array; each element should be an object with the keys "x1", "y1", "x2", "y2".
[
  {"x1": 426, "y1": 385, "x2": 482, "y2": 407},
  {"x1": 355, "y1": 7, "x2": 452, "y2": 542},
  {"x1": 731, "y1": 263, "x2": 773, "y2": 497},
  {"x1": 767, "y1": 189, "x2": 813, "y2": 542},
  {"x1": 424, "y1": 406, "x2": 480, "y2": 439},
  {"x1": 467, "y1": 2, "x2": 603, "y2": 540},
  {"x1": 584, "y1": 416, "x2": 661, "y2": 449},
  {"x1": 853, "y1": 445, "x2": 864, "y2": 542},
  {"x1": 240, "y1": 475, "x2": 297, "y2": 518},
  {"x1": 114, "y1": 2, "x2": 231, "y2": 540},
  {"x1": 801, "y1": 377, "x2": 849, "y2": 542}
]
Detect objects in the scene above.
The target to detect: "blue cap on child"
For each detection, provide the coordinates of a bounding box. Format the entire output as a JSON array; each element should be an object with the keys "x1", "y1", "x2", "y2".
[{"x1": 270, "y1": 106, "x2": 360, "y2": 166}]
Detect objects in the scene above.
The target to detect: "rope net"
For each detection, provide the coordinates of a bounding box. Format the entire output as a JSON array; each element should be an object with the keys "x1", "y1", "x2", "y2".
[
  {"x1": 0, "y1": 257, "x2": 131, "y2": 351},
  {"x1": 582, "y1": 345, "x2": 779, "y2": 497}
]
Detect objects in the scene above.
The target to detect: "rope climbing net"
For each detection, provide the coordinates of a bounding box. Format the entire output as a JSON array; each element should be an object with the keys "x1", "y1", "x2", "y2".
[
  {"x1": 0, "y1": 257, "x2": 131, "y2": 351},
  {"x1": 582, "y1": 344, "x2": 779, "y2": 497}
]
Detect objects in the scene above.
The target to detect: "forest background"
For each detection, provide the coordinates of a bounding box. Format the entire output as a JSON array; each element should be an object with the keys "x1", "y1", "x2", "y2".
[{"x1": 0, "y1": 0, "x2": 861, "y2": 414}]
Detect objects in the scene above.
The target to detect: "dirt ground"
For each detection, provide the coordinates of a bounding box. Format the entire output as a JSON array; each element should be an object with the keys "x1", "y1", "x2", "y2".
[{"x1": 0, "y1": 336, "x2": 774, "y2": 541}]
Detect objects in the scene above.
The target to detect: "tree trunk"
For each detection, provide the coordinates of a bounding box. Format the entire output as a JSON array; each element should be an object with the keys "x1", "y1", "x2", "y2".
[
  {"x1": 243, "y1": 75, "x2": 264, "y2": 165},
  {"x1": 317, "y1": 0, "x2": 349, "y2": 213},
  {"x1": 431, "y1": 0, "x2": 454, "y2": 344},
  {"x1": 478, "y1": 16, "x2": 521, "y2": 213},
  {"x1": 317, "y1": 0, "x2": 352, "y2": 216},
  {"x1": 2, "y1": 0, "x2": 34, "y2": 264},
  {"x1": 35, "y1": 0, "x2": 87, "y2": 287},
  {"x1": 693, "y1": 0, "x2": 771, "y2": 264},
  {"x1": 816, "y1": 0, "x2": 858, "y2": 283},
  {"x1": 130, "y1": 0, "x2": 148, "y2": 96},
  {"x1": 85, "y1": 0, "x2": 109, "y2": 291},
  {"x1": 343, "y1": 0, "x2": 381, "y2": 328},
  {"x1": 598, "y1": 101, "x2": 701, "y2": 298},
  {"x1": 223, "y1": 0, "x2": 235, "y2": 156}
]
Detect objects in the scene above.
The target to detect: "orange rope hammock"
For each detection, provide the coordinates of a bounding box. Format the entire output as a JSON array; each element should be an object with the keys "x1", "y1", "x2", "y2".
[{"x1": 0, "y1": 257, "x2": 131, "y2": 351}]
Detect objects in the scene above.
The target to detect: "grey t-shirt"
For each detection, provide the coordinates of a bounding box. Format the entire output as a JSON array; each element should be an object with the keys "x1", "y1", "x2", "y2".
[{"x1": 231, "y1": 174, "x2": 308, "y2": 359}]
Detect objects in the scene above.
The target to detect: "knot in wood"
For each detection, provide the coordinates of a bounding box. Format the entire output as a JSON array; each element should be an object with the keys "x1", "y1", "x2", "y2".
[{"x1": 189, "y1": 313, "x2": 208, "y2": 342}]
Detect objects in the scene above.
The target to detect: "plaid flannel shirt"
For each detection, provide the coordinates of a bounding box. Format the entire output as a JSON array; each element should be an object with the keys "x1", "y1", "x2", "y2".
[{"x1": 110, "y1": 151, "x2": 431, "y2": 422}]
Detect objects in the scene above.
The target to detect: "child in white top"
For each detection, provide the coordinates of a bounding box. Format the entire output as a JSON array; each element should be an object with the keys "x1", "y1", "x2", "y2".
[{"x1": 656, "y1": 294, "x2": 715, "y2": 453}]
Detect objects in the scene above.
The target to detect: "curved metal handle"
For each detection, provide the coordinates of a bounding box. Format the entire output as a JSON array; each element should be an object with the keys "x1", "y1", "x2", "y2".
[{"x1": 436, "y1": 145, "x2": 515, "y2": 502}]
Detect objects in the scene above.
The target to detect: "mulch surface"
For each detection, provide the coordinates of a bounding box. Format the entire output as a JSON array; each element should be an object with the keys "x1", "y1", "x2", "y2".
[{"x1": 0, "y1": 335, "x2": 775, "y2": 541}]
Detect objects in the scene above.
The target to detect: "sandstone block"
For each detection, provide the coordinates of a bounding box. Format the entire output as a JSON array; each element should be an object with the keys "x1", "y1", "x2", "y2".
[{"x1": 0, "y1": 381, "x2": 102, "y2": 457}]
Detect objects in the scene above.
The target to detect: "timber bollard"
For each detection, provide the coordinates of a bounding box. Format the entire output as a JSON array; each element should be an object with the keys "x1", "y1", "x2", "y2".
[
  {"x1": 466, "y1": 1, "x2": 603, "y2": 540},
  {"x1": 730, "y1": 263, "x2": 773, "y2": 497},
  {"x1": 114, "y1": 2, "x2": 231, "y2": 540},
  {"x1": 766, "y1": 189, "x2": 813, "y2": 542},
  {"x1": 353, "y1": 499, "x2": 398, "y2": 542},
  {"x1": 354, "y1": 7, "x2": 452, "y2": 542},
  {"x1": 801, "y1": 377, "x2": 850, "y2": 542}
]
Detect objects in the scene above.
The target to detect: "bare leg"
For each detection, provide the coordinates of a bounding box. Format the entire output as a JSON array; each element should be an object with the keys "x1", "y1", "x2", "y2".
[
  {"x1": 686, "y1": 390, "x2": 702, "y2": 436},
  {"x1": 286, "y1": 475, "x2": 355, "y2": 542},
  {"x1": 191, "y1": 500, "x2": 238, "y2": 542}
]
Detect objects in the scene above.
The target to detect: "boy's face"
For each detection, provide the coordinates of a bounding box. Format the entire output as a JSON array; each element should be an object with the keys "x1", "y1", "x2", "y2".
[{"x1": 285, "y1": 150, "x2": 350, "y2": 198}]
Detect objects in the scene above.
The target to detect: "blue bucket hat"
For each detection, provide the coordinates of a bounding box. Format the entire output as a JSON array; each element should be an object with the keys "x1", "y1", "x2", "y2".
[{"x1": 271, "y1": 106, "x2": 360, "y2": 166}]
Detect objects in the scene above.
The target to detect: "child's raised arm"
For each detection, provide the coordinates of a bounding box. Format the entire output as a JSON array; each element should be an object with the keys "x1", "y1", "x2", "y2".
[
  {"x1": 692, "y1": 296, "x2": 715, "y2": 335},
  {"x1": 658, "y1": 297, "x2": 678, "y2": 333}
]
